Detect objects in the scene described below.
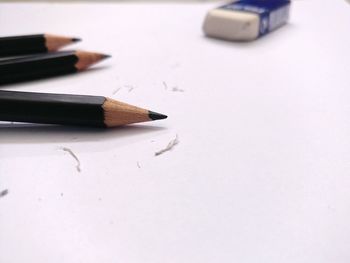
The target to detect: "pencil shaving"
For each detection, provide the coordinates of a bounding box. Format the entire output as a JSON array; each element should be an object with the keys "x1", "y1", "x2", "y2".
[
  {"x1": 0, "y1": 189, "x2": 8, "y2": 198},
  {"x1": 155, "y1": 135, "x2": 179, "y2": 156},
  {"x1": 61, "y1": 147, "x2": 81, "y2": 173},
  {"x1": 172, "y1": 87, "x2": 184, "y2": 92},
  {"x1": 163, "y1": 81, "x2": 168, "y2": 90},
  {"x1": 124, "y1": 85, "x2": 136, "y2": 92},
  {"x1": 112, "y1": 87, "x2": 121, "y2": 95},
  {"x1": 171, "y1": 62, "x2": 180, "y2": 69}
]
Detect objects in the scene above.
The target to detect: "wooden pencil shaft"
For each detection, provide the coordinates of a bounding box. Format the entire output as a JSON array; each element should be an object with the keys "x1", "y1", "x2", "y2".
[{"x1": 0, "y1": 90, "x2": 106, "y2": 127}]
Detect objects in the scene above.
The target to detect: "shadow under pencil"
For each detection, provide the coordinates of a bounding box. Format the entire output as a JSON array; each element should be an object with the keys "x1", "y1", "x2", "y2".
[{"x1": 0, "y1": 123, "x2": 167, "y2": 144}]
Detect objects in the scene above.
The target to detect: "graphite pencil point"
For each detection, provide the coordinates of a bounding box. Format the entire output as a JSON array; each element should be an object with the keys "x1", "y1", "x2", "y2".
[
  {"x1": 149, "y1": 111, "x2": 168, "y2": 120},
  {"x1": 101, "y1": 54, "x2": 112, "y2": 59}
]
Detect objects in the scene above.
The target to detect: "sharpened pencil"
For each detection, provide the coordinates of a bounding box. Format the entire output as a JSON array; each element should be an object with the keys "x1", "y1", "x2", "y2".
[
  {"x1": 0, "y1": 51, "x2": 110, "y2": 85},
  {"x1": 0, "y1": 90, "x2": 167, "y2": 127},
  {"x1": 0, "y1": 34, "x2": 80, "y2": 57}
]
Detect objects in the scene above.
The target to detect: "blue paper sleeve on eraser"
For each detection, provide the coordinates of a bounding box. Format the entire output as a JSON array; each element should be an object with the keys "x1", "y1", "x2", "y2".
[{"x1": 220, "y1": 0, "x2": 291, "y2": 37}]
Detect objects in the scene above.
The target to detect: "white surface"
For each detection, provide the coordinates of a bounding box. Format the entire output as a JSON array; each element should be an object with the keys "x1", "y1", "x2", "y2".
[{"x1": 1, "y1": 1, "x2": 350, "y2": 262}]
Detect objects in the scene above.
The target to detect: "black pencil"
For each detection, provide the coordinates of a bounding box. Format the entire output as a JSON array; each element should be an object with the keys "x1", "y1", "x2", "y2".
[
  {"x1": 0, "y1": 90, "x2": 167, "y2": 127},
  {"x1": 0, "y1": 51, "x2": 110, "y2": 85},
  {"x1": 0, "y1": 34, "x2": 80, "y2": 57}
]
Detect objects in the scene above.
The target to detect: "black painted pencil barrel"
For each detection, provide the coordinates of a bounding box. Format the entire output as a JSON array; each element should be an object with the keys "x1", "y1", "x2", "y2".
[
  {"x1": 0, "y1": 34, "x2": 47, "y2": 56},
  {"x1": 0, "y1": 51, "x2": 78, "y2": 85},
  {"x1": 0, "y1": 90, "x2": 106, "y2": 127},
  {"x1": 0, "y1": 50, "x2": 111, "y2": 85},
  {"x1": 0, "y1": 34, "x2": 80, "y2": 57},
  {"x1": 0, "y1": 51, "x2": 78, "y2": 73}
]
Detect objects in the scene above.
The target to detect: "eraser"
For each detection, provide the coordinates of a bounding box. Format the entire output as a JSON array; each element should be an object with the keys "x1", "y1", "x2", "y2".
[{"x1": 203, "y1": 0, "x2": 291, "y2": 41}]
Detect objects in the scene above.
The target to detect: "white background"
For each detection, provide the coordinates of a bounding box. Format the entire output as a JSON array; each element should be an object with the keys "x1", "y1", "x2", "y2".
[{"x1": 1, "y1": 1, "x2": 350, "y2": 262}]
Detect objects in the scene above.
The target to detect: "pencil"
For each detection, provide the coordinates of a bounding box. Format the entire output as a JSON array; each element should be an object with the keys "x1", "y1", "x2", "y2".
[
  {"x1": 0, "y1": 51, "x2": 110, "y2": 85},
  {"x1": 0, "y1": 34, "x2": 80, "y2": 57},
  {"x1": 0, "y1": 90, "x2": 167, "y2": 127}
]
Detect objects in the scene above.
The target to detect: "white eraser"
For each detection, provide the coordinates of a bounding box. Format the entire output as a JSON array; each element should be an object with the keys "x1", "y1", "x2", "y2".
[{"x1": 203, "y1": 0, "x2": 291, "y2": 41}]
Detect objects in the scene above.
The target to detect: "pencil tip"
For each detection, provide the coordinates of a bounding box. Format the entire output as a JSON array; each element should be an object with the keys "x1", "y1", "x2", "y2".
[
  {"x1": 71, "y1": 37, "x2": 81, "y2": 42},
  {"x1": 149, "y1": 111, "x2": 168, "y2": 121},
  {"x1": 74, "y1": 51, "x2": 111, "y2": 70},
  {"x1": 101, "y1": 54, "x2": 112, "y2": 59}
]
